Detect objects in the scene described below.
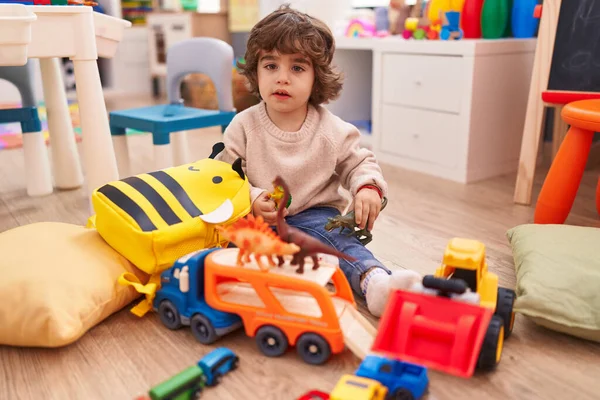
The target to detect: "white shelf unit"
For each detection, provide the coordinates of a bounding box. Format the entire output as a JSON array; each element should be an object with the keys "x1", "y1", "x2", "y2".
[{"x1": 328, "y1": 37, "x2": 538, "y2": 183}]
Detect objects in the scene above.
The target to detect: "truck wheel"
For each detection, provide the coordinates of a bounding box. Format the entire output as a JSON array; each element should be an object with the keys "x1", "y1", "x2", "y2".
[
  {"x1": 191, "y1": 313, "x2": 219, "y2": 344},
  {"x1": 158, "y1": 300, "x2": 182, "y2": 330},
  {"x1": 296, "y1": 333, "x2": 331, "y2": 365},
  {"x1": 389, "y1": 388, "x2": 414, "y2": 400},
  {"x1": 495, "y1": 287, "x2": 516, "y2": 338},
  {"x1": 477, "y1": 315, "x2": 504, "y2": 371},
  {"x1": 256, "y1": 326, "x2": 288, "y2": 357}
]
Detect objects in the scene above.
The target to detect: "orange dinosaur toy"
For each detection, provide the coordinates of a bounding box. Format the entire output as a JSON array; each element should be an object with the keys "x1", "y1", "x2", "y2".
[{"x1": 216, "y1": 214, "x2": 300, "y2": 271}]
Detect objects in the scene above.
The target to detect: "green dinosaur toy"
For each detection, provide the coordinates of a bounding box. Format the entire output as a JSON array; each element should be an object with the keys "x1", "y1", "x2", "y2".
[{"x1": 324, "y1": 197, "x2": 388, "y2": 246}]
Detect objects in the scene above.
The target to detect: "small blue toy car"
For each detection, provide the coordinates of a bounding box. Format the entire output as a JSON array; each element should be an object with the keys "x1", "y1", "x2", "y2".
[
  {"x1": 355, "y1": 355, "x2": 429, "y2": 400},
  {"x1": 197, "y1": 347, "x2": 239, "y2": 386}
]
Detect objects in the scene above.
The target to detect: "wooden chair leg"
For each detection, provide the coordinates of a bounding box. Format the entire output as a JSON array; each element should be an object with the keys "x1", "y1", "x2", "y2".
[{"x1": 534, "y1": 127, "x2": 594, "y2": 224}]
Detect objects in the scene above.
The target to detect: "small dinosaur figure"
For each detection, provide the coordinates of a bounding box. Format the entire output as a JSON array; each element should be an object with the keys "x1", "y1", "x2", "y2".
[
  {"x1": 267, "y1": 184, "x2": 292, "y2": 209},
  {"x1": 324, "y1": 196, "x2": 388, "y2": 246},
  {"x1": 272, "y1": 176, "x2": 357, "y2": 274},
  {"x1": 216, "y1": 214, "x2": 300, "y2": 271}
]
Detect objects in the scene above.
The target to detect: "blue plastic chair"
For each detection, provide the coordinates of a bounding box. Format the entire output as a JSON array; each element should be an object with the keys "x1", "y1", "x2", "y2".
[
  {"x1": 0, "y1": 61, "x2": 53, "y2": 196},
  {"x1": 109, "y1": 38, "x2": 236, "y2": 176}
]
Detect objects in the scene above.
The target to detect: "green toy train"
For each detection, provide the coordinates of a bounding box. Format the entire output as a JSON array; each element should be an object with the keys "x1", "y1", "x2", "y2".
[
  {"x1": 134, "y1": 348, "x2": 239, "y2": 400},
  {"x1": 135, "y1": 366, "x2": 207, "y2": 400}
]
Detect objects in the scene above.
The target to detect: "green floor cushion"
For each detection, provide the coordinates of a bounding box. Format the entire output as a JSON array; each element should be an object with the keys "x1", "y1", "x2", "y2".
[{"x1": 506, "y1": 223, "x2": 600, "y2": 343}]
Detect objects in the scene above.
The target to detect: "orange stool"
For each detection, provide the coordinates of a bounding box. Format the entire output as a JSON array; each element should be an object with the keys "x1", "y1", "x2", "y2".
[{"x1": 535, "y1": 99, "x2": 600, "y2": 224}]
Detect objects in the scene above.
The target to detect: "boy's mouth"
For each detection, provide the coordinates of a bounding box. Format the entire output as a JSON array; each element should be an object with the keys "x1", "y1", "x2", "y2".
[{"x1": 273, "y1": 89, "x2": 291, "y2": 99}]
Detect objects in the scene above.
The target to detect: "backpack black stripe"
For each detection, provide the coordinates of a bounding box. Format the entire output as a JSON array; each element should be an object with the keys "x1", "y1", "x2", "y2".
[
  {"x1": 122, "y1": 176, "x2": 182, "y2": 226},
  {"x1": 97, "y1": 185, "x2": 157, "y2": 232},
  {"x1": 147, "y1": 170, "x2": 202, "y2": 217}
]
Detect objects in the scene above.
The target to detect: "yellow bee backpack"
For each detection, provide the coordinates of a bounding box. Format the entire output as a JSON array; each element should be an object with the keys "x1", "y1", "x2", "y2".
[{"x1": 87, "y1": 141, "x2": 251, "y2": 283}]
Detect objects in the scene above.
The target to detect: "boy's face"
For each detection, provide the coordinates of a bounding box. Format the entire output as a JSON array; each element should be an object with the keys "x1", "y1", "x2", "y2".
[{"x1": 257, "y1": 50, "x2": 315, "y2": 114}]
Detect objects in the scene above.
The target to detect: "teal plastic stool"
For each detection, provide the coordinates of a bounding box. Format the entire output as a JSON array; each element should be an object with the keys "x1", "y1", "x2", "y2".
[
  {"x1": 109, "y1": 38, "x2": 237, "y2": 176},
  {"x1": 0, "y1": 61, "x2": 53, "y2": 196}
]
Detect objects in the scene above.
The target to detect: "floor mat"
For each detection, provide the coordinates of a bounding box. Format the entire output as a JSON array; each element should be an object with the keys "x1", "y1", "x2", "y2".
[{"x1": 0, "y1": 102, "x2": 146, "y2": 150}]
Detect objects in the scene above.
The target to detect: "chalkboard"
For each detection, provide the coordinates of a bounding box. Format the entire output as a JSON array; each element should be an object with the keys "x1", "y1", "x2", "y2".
[{"x1": 547, "y1": 0, "x2": 600, "y2": 94}]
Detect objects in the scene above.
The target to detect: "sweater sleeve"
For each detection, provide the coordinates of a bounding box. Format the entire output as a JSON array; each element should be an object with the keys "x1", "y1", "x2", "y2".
[
  {"x1": 334, "y1": 122, "x2": 388, "y2": 198},
  {"x1": 216, "y1": 116, "x2": 268, "y2": 205}
]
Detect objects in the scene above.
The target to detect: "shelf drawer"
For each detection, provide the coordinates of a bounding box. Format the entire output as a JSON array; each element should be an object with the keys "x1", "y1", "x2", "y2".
[
  {"x1": 381, "y1": 53, "x2": 466, "y2": 114},
  {"x1": 379, "y1": 104, "x2": 460, "y2": 168}
]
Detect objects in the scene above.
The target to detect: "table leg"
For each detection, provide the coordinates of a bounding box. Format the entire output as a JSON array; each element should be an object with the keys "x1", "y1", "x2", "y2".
[
  {"x1": 39, "y1": 57, "x2": 84, "y2": 190},
  {"x1": 534, "y1": 127, "x2": 594, "y2": 224},
  {"x1": 72, "y1": 59, "x2": 119, "y2": 202}
]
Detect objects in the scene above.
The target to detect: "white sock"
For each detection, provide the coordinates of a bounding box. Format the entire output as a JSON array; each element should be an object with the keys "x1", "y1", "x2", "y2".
[{"x1": 363, "y1": 268, "x2": 423, "y2": 317}]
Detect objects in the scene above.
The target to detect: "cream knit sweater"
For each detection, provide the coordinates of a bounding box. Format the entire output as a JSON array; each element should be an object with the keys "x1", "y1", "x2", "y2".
[{"x1": 216, "y1": 101, "x2": 388, "y2": 215}]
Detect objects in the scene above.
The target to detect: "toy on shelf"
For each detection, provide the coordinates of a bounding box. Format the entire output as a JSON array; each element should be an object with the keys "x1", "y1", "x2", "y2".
[
  {"x1": 216, "y1": 214, "x2": 300, "y2": 271},
  {"x1": 433, "y1": 237, "x2": 516, "y2": 337},
  {"x1": 403, "y1": 0, "x2": 438, "y2": 40},
  {"x1": 324, "y1": 197, "x2": 388, "y2": 246},
  {"x1": 134, "y1": 348, "x2": 238, "y2": 399},
  {"x1": 345, "y1": 18, "x2": 376, "y2": 37},
  {"x1": 153, "y1": 243, "x2": 377, "y2": 364},
  {"x1": 511, "y1": 0, "x2": 539, "y2": 38},
  {"x1": 440, "y1": 11, "x2": 463, "y2": 40},
  {"x1": 481, "y1": 0, "x2": 509, "y2": 39},
  {"x1": 462, "y1": 0, "x2": 485, "y2": 38},
  {"x1": 273, "y1": 176, "x2": 357, "y2": 274},
  {"x1": 355, "y1": 355, "x2": 429, "y2": 400},
  {"x1": 372, "y1": 274, "x2": 505, "y2": 379}
]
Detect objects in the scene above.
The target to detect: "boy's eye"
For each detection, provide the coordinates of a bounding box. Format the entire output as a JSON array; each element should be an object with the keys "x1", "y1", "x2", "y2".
[
  {"x1": 265, "y1": 64, "x2": 277, "y2": 70},
  {"x1": 292, "y1": 65, "x2": 305, "y2": 72}
]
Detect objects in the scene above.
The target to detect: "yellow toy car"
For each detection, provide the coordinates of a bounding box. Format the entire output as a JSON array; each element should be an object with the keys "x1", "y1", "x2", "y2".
[
  {"x1": 434, "y1": 238, "x2": 516, "y2": 338},
  {"x1": 330, "y1": 374, "x2": 388, "y2": 400}
]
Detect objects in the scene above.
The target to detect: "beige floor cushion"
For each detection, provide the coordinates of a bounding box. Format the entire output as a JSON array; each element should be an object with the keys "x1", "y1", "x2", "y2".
[
  {"x1": 506, "y1": 223, "x2": 600, "y2": 343},
  {"x1": 0, "y1": 222, "x2": 147, "y2": 347}
]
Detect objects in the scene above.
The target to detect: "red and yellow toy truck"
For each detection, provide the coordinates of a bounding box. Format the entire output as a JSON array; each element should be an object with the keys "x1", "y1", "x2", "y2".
[
  {"x1": 372, "y1": 275, "x2": 504, "y2": 379},
  {"x1": 433, "y1": 238, "x2": 516, "y2": 338}
]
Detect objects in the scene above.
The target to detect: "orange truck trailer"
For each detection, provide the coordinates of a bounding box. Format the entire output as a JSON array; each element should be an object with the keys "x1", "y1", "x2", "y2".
[{"x1": 154, "y1": 247, "x2": 377, "y2": 365}]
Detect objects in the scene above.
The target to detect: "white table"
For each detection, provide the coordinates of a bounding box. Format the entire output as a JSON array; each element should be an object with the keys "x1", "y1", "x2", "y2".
[{"x1": 0, "y1": 5, "x2": 130, "y2": 207}]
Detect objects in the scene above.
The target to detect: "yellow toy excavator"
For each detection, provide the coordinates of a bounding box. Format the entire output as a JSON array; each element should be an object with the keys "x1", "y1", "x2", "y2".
[{"x1": 434, "y1": 238, "x2": 516, "y2": 338}]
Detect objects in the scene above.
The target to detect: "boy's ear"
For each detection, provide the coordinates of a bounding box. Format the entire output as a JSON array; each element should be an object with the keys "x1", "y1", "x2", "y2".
[{"x1": 209, "y1": 142, "x2": 225, "y2": 159}]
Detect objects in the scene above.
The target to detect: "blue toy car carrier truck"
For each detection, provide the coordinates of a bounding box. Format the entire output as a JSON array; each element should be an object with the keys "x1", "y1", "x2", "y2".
[{"x1": 152, "y1": 248, "x2": 242, "y2": 344}]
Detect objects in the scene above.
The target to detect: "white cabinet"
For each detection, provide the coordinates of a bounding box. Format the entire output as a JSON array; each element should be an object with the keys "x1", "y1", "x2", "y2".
[{"x1": 368, "y1": 39, "x2": 536, "y2": 183}]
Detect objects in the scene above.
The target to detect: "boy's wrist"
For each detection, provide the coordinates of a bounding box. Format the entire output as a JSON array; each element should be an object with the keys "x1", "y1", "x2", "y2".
[{"x1": 358, "y1": 184, "x2": 383, "y2": 199}]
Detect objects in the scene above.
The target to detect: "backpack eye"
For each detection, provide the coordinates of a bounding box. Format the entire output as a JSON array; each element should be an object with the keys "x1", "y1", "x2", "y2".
[{"x1": 212, "y1": 176, "x2": 223, "y2": 184}]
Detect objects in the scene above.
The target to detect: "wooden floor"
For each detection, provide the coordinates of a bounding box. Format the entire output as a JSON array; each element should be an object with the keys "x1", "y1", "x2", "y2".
[{"x1": 1, "y1": 95, "x2": 599, "y2": 400}]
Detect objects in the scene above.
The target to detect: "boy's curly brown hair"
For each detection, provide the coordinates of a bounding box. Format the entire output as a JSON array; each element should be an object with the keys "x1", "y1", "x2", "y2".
[{"x1": 238, "y1": 4, "x2": 343, "y2": 106}]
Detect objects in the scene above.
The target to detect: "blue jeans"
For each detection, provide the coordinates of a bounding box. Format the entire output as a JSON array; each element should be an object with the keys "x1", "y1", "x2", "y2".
[{"x1": 276, "y1": 206, "x2": 390, "y2": 299}]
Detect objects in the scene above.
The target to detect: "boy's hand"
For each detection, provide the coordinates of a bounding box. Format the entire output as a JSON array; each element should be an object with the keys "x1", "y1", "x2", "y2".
[
  {"x1": 354, "y1": 188, "x2": 382, "y2": 231},
  {"x1": 252, "y1": 192, "x2": 288, "y2": 225}
]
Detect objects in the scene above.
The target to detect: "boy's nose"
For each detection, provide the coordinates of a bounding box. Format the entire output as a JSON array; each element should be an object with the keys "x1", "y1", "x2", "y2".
[{"x1": 276, "y1": 71, "x2": 290, "y2": 84}]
